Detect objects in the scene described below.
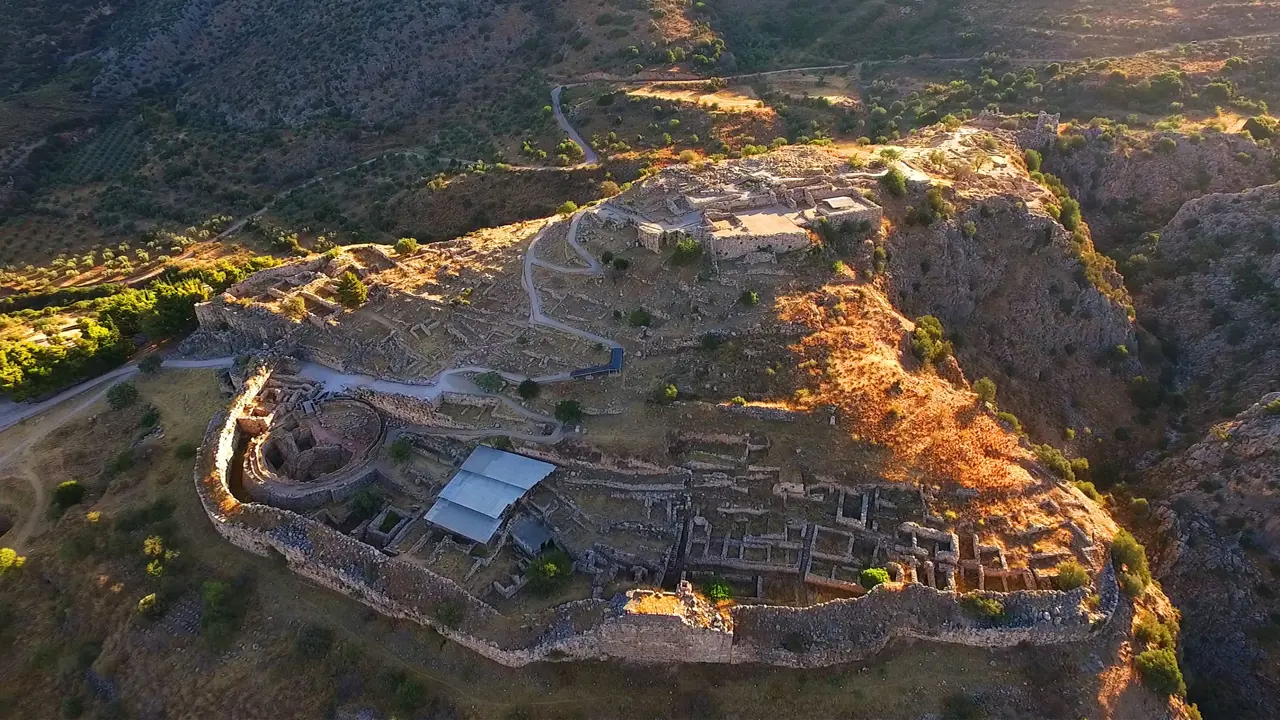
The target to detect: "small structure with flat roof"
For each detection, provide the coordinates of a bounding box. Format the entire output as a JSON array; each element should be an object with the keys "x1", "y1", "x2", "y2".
[{"x1": 425, "y1": 446, "x2": 556, "y2": 544}]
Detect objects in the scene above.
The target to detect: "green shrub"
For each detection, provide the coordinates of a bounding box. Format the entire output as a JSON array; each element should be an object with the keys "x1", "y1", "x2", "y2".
[
  {"x1": 1054, "y1": 560, "x2": 1090, "y2": 590},
  {"x1": 880, "y1": 167, "x2": 907, "y2": 197},
  {"x1": 387, "y1": 436, "x2": 412, "y2": 464},
  {"x1": 474, "y1": 371, "x2": 504, "y2": 393},
  {"x1": 528, "y1": 549, "x2": 574, "y2": 596},
  {"x1": 337, "y1": 272, "x2": 368, "y2": 308},
  {"x1": 394, "y1": 677, "x2": 427, "y2": 714},
  {"x1": 654, "y1": 383, "x2": 678, "y2": 404},
  {"x1": 1074, "y1": 480, "x2": 1102, "y2": 502},
  {"x1": 672, "y1": 236, "x2": 703, "y2": 264},
  {"x1": 628, "y1": 307, "x2": 652, "y2": 326},
  {"x1": 394, "y1": 237, "x2": 419, "y2": 255},
  {"x1": 860, "y1": 567, "x2": 891, "y2": 589},
  {"x1": 973, "y1": 377, "x2": 997, "y2": 404},
  {"x1": 554, "y1": 400, "x2": 584, "y2": 424},
  {"x1": 1023, "y1": 148, "x2": 1042, "y2": 172},
  {"x1": 54, "y1": 481, "x2": 86, "y2": 509},
  {"x1": 436, "y1": 600, "x2": 464, "y2": 628},
  {"x1": 910, "y1": 315, "x2": 953, "y2": 364},
  {"x1": 739, "y1": 289, "x2": 760, "y2": 306},
  {"x1": 348, "y1": 490, "x2": 382, "y2": 520},
  {"x1": 1033, "y1": 444, "x2": 1075, "y2": 481},
  {"x1": 138, "y1": 355, "x2": 163, "y2": 374},
  {"x1": 1134, "y1": 615, "x2": 1176, "y2": 649},
  {"x1": 702, "y1": 576, "x2": 733, "y2": 601},
  {"x1": 557, "y1": 200, "x2": 579, "y2": 216},
  {"x1": 1155, "y1": 136, "x2": 1178, "y2": 153},
  {"x1": 295, "y1": 623, "x2": 334, "y2": 658},
  {"x1": 996, "y1": 411, "x2": 1022, "y2": 432},
  {"x1": 201, "y1": 578, "x2": 248, "y2": 649},
  {"x1": 729, "y1": 396, "x2": 746, "y2": 406},
  {"x1": 942, "y1": 691, "x2": 986, "y2": 720},
  {"x1": 1059, "y1": 197, "x2": 1082, "y2": 231},
  {"x1": 872, "y1": 246, "x2": 887, "y2": 274},
  {"x1": 1135, "y1": 647, "x2": 1185, "y2": 697},
  {"x1": 1111, "y1": 529, "x2": 1152, "y2": 597},
  {"x1": 0, "y1": 547, "x2": 24, "y2": 575},
  {"x1": 518, "y1": 379, "x2": 541, "y2": 400},
  {"x1": 959, "y1": 594, "x2": 1004, "y2": 622},
  {"x1": 612, "y1": 256, "x2": 630, "y2": 271},
  {"x1": 107, "y1": 381, "x2": 139, "y2": 410}
]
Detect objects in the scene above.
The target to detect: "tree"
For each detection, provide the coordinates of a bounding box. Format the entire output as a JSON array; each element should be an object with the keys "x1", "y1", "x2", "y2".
[
  {"x1": 1112, "y1": 530, "x2": 1152, "y2": 596},
  {"x1": 1136, "y1": 648, "x2": 1186, "y2": 697},
  {"x1": 611, "y1": 257, "x2": 630, "y2": 272},
  {"x1": 1059, "y1": 197, "x2": 1082, "y2": 232},
  {"x1": 860, "y1": 567, "x2": 890, "y2": 589},
  {"x1": 1054, "y1": 560, "x2": 1089, "y2": 590},
  {"x1": 554, "y1": 400, "x2": 584, "y2": 424},
  {"x1": 518, "y1": 379, "x2": 541, "y2": 400},
  {"x1": 387, "y1": 436, "x2": 412, "y2": 464},
  {"x1": 1023, "y1": 148, "x2": 1042, "y2": 172},
  {"x1": 337, "y1": 272, "x2": 367, "y2": 308},
  {"x1": 973, "y1": 377, "x2": 997, "y2": 404},
  {"x1": 527, "y1": 549, "x2": 574, "y2": 596},
  {"x1": 54, "y1": 480, "x2": 85, "y2": 509},
  {"x1": 394, "y1": 237, "x2": 419, "y2": 255},
  {"x1": 474, "y1": 371, "x2": 504, "y2": 393},
  {"x1": 910, "y1": 315, "x2": 953, "y2": 364},
  {"x1": 143, "y1": 278, "x2": 211, "y2": 338},
  {"x1": 880, "y1": 167, "x2": 907, "y2": 197},
  {"x1": 107, "y1": 381, "x2": 139, "y2": 410},
  {"x1": 671, "y1": 236, "x2": 702, "y2": 264},
  {"x1": 138, "y1": 355, "x2": 163, "y2": 374}
]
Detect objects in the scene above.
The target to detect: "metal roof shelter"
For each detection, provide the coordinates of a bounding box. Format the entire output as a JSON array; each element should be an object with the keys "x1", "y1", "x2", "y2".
[{"x1": 424, "y1": 446, "x2": 556, "y2": 544}]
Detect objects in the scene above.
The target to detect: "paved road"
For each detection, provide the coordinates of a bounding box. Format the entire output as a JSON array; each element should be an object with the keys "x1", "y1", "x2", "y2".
[
  {"x1": 550, "y1": 86, "x2": 600, "y2": 166},
  {"x1": 0, "y1": 356, "x2": 234, "y2": 435},
  {"x1": 521, "y1": 212, "x2": 621, "y2": 350}
]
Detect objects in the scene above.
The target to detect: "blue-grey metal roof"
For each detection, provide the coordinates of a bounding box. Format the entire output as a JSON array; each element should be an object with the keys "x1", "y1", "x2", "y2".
[
  {"x1": 459, "y1": 446, "x2": 555, "y2": 490},
  {"x1": 425, "y1": 499, "x2": 503, "y2": 545},
  {"x1": 438, "y1": 470, "x2": 527, "y2": 518},
  {"x1": 425, "y1": 447, "x2": 557, "y2": 544},
  {"x1": 510, "y1": 514, "x2": 554, "y2": 555}
]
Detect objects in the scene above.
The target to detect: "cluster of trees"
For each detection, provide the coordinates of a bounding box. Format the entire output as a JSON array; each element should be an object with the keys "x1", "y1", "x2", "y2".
[{"x1": 0, "y1": 256, "x2": 277, "y2": 400}]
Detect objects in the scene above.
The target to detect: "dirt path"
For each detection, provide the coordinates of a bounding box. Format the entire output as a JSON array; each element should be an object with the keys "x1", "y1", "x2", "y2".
[{"x1": 0, "y1": 379, "x2": 120, "y2": 553}]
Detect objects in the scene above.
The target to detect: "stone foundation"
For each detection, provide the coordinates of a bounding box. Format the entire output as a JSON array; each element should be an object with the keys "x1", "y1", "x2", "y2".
[{"x1": 194, "y1": 361, "x2": 1121, "y2": 668}]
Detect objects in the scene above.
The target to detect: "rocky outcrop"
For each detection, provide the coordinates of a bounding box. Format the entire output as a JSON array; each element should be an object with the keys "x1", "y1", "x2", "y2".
[
  {"x1": 1147, "y1": 393, "x2": 1280, "y2": 719},
  {"x1": 1129, "y1": 183, "x2": 1280, "y2": 426},
  {"x1": 883, "y1": 191, "x2": 1140, "y2": 441},
  {"x1": 1045, "y1": 129, "x2": 1275, "y2": 251}
]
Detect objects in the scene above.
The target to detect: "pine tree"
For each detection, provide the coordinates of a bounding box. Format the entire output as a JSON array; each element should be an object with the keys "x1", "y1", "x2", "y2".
[{"x1": 337, "y1": 271, "x2": 367, "y2": 308}]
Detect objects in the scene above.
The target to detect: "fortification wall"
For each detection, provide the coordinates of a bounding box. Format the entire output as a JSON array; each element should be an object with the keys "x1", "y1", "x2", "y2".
[{"x1": 195, "y1": 363, "x2": 1121, "y2": 668}]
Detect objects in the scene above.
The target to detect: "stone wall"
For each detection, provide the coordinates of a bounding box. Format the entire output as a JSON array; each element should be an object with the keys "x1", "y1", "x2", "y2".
[{"x1": 195, "y1": 363, "x2": 1121, "y2": 668}]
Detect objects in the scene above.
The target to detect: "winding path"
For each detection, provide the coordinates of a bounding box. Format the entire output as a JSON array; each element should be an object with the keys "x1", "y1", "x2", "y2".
[{"x1": 550, "y1": 86, "x2": 599, "y2": 166}]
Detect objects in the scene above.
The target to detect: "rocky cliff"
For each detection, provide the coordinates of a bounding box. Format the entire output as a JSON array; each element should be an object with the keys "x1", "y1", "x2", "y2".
[
  {"x1": 881, "y1": 130, "x2": 1144, "y2": 444},
  {"x1": 1147, "y1": 393, "x2": 1280, "y2": 719},
  {"x1": 1124, "y1": 183, "x2": 1280, "y2": 428},
  {"x1": 1044, "y1": 128, "x2": 1276, "y2": 252}
]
